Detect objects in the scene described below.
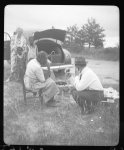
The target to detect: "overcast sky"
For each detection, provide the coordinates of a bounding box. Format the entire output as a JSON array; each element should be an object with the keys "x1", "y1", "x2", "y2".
[{"x1": 4, "y1": 5, "x2": 119, "y2": 47}]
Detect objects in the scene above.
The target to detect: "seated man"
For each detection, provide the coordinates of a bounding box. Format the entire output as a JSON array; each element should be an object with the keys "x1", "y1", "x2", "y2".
[
  {"x1": 24, "y1": 51, "x2": 59, "y2": 106},
  {"x1": 68, "y1": 57, "x2": 104, "y2": 114}
]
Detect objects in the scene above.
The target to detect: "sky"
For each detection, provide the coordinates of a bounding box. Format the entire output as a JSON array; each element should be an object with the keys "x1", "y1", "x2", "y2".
[{"x1": 4, "y1": 5, "x2": 119, "y2": 47}]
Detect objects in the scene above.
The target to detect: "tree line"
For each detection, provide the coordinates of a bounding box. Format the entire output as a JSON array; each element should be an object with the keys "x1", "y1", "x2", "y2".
[{"x1": 64, "y1": 18, "x2": 105, "y2": 49}]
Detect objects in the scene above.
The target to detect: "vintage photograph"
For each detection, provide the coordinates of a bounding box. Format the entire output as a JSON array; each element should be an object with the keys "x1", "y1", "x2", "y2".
[{"x1": 4, "y1": 5, "x2": 119, "y2": 145}]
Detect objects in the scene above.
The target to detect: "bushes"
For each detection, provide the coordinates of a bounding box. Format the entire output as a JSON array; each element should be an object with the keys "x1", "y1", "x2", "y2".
[
  {"x1": 103, "y1": 47, "x2": 119, "y2": 54},
  {"x1": 102, "y1": 47, "x2": 119, "y2": 61},
  {"x1": 62, "y1": 44, "x2": 119, "y2": 61},
  {"x1": 63, "y1": 43, "x2": 84, "y2": 53}
]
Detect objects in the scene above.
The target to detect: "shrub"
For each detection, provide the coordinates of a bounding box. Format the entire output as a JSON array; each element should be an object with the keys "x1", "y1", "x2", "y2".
[
  {"x1": 103, "y1": 47, "x2": 119, "y2": 54},
  {"x1": 63, "y1": 43, "x2": 84, "y2": 53},
  {"x1": 62, "y1": 43, "x2": 119, "y2": 61}
]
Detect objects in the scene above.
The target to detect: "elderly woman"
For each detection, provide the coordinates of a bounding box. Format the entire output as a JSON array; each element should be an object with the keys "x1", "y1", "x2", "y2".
[
  {"x1": 6, "y1": 27, "x2": 27, "y2": 82},
  {"x1": 24, "y1": 51, "x2": 59, "y2": 106}
]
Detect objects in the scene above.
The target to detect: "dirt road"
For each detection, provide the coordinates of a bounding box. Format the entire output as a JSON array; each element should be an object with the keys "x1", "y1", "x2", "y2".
[{"x1": 86, "y1": 59, "x2": 119, "y2": 85}]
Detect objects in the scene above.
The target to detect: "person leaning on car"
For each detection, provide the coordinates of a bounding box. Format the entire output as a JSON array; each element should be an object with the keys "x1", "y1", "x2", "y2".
[
  {"x1": 27, "y1": 36, "x2": 38, "y2": 63},
  {"x1": 68, "y1": 57, "x2": 104, "y2": 114},
  {"x1": 24, "y1": 51, "x2": 59, "y2": 106}
]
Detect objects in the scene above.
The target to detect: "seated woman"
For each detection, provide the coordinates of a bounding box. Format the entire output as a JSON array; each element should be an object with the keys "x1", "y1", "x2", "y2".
[{"x1": 24, "y1": 51, "x2": 59, "y2": 106}]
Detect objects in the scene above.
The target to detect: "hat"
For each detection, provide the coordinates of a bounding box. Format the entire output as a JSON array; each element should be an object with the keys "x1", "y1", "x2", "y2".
[{"x1": 75, "y1": 57, "x2": 87, "y2": 66}]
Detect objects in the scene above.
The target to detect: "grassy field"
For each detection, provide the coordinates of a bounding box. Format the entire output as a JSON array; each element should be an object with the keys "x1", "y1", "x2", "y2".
[{"x1": 4, "y1": 59, "x2": 119, "y2": 146}]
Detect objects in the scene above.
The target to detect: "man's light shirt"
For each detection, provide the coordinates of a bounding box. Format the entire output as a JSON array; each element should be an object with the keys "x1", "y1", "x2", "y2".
[{"x1": 74, "y1": 66, "x2": 103, "y2": 91}]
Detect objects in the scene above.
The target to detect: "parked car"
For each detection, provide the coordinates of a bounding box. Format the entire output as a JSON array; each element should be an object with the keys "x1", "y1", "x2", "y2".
[
  {"x1": 4, "y1": 29, "x2": 71, "y2": 64},
  {"x1": 33, "y1": 29, "x2": 71, "y2": 65},
  {"x1": 4, "y1": 32, "x2": 11, "y2": 61},
  {"x1": 4, "y1": 29, "x2": 73, "y2": 82}
]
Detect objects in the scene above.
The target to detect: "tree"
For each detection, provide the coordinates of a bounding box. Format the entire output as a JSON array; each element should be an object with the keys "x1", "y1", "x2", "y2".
[
  {"x1": 76, "y1": 26, "x2": 87, "y2": 47},
  {"x1": 66, "y1": 24, "x2": 79, "y2": 44},
  {"x1": 52, "y1": 26, "x2": 55, "y2": 29},
  {"x1": 82, "y1": 18, "x2": 105, "y2": 49},
  {"x1": 93, "y1": 38, "x2": 104, "y2": 48}
]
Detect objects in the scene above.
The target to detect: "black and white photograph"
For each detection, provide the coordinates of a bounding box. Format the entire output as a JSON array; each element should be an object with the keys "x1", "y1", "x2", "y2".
[{"x1": 4, "y1": 5, "x2": 119, "y2": 146}]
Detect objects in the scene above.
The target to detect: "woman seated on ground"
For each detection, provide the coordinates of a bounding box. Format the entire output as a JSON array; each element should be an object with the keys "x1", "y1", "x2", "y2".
[
  {"x1": 27, "y1": 36, "x2": 38, "y2": 63},
  {"x1": 24, "y1": 51, "x2": 59, "y2": 106}
]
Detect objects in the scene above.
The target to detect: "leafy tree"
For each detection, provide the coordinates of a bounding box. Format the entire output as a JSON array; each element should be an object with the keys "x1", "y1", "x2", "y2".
[
  {"x1": 82, "y1": 18, "x2": 105, "y2": 49},
  {"x1": 52, "y1": 26, "x2": 55, "y2": 29},
  {"x1": 66, "y1": 24, "x2": 79, "y2": 44},
  {"x1": 76, "y1": 26, "x2": 87, "y2": 47},
  {"x1": 93, "y1": 38, "x2": 104, "y2": 48}
]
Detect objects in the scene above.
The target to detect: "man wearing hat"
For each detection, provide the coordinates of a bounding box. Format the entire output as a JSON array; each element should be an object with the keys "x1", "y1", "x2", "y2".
[{"x1": 68, "y1": 57, "x2": 104, "y2": 114}]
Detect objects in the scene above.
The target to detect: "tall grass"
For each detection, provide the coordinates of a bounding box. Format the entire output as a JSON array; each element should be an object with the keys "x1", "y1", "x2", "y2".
[{"x1": 4, "y1": 57, "x2": 119, "y2": 145}]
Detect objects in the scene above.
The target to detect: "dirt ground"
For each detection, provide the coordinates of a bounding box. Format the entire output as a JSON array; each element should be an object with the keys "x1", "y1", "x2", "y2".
[{"x1": 3, "y1": 59, "x2": 119, "y2": 145}]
